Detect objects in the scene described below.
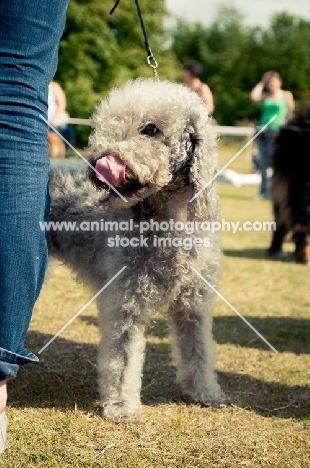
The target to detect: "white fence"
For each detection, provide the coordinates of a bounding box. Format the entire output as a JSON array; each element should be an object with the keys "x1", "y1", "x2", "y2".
[{"x1": 213, "y1": 125, "x2": 255, "y2": 137}]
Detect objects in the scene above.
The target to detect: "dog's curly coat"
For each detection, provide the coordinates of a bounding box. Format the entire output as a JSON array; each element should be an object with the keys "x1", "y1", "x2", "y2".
[{"x1": 49, "y1": 79, "x2": 225, "y2": 422}]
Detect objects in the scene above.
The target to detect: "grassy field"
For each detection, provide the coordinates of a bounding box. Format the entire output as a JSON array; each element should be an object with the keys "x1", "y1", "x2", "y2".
[{"x1": 1, "y1": 140, "x2": 310, "y2": 467}]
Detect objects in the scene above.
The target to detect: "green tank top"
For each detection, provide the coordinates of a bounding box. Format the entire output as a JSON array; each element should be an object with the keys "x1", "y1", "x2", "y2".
[{"x1": 260, "y1": 97, "x2": 288, "y2": 130}]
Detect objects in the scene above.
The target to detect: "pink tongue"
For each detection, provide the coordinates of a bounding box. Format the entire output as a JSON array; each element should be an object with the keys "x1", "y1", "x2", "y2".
[{"x1": 95, "y1": 155, "x2": 127, "y2": 187}]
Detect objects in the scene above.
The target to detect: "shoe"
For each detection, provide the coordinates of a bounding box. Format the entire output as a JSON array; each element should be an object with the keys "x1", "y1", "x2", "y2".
[{"x1": 0, "y1": 412, "x2": 7, "y2": 454}]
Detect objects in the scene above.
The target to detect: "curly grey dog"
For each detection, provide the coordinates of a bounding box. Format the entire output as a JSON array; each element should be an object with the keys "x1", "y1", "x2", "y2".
[{"x1": 49, "y1": 79, "x2": 225, "y2": 422}]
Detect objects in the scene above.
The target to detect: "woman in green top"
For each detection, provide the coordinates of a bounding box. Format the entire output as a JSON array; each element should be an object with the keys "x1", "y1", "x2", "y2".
[{"x1": 250, "y1": 71, "x2": 295, "y2": 198}]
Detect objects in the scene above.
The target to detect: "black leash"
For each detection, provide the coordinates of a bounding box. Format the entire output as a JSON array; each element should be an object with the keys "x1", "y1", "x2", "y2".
[{"x1": 110, "y1": 0, "x2": 159, "y2": 80}]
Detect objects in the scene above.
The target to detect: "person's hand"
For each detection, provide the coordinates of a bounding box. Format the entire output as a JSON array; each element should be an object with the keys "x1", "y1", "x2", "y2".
[
  {"x1": 50, "y1": 120, "x2": 59, "y2": 128},
  {"x1": 261, "y1": 71, "x2": 273, "y2": 87},
  {"x1": 0, "y1": 380, "x2": 7, "y2": 414}
]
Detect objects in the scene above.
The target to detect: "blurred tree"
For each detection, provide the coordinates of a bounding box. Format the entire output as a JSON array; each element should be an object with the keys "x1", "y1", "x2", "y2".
[
  {"x1": 171, "y1": 20, "x2": 211, "y2": 70},
  {"x1": 171, "y1": 5, "x2": 255, "y2": 125},
  {"x1": 203, "y1": 5, "x2": 252, "y2": 124},
  {"x1": 171, "y1": 4, "x2": 310, "y2": 126},
  {"x1": 259, "y1": 13, "x2": 310, "y2": 98}
]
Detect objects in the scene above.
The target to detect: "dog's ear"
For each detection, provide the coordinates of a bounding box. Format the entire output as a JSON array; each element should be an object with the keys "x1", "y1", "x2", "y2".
[{"x1": 186, "y1": 116, "x2": 218, "y2": 222}]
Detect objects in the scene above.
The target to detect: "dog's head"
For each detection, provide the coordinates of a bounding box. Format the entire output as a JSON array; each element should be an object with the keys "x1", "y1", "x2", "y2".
[{"x1": 87, "y1": 79, "x2": 218, "y2": 219}]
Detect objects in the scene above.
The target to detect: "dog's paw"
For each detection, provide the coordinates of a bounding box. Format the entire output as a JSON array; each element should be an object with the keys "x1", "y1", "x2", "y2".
[
  {"x1": 102, "y1": 403, "x2": 141, "y2": 423},
  {"x1": 267, "y1": 249, "x2": 289, "y2": 260},
  {"x1": 182, "y1": 391, "x2": 229, "y2": 407}
]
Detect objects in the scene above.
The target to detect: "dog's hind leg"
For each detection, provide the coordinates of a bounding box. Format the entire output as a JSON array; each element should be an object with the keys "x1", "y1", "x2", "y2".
[
  {"x1": 292, "y1": 230, "x2": 310, "y2": 264},
  {"x1": 96, "y1": 294, "x2": 146, "y2": 422},
  {"x1": 169, "y1": 293, "x2": 225, "y2": 406}
]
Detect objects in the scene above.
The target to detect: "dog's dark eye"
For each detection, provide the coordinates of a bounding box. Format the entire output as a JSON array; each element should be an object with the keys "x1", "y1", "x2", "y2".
[{"x1": 141, "y1": 123, "x2": 159, "y2": 136}]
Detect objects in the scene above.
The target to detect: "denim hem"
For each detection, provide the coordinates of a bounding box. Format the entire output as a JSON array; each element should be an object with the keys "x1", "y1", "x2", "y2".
[
  {"x1": 0, "y1": 348, "x2": 39, "y2": 380},
  {"x1": 0, "y1": 347, "x2": 39, "y2": 366}
]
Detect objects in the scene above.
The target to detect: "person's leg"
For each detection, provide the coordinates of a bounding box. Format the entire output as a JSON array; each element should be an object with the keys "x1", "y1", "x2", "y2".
[
  {"x1": 257, "y1": 137, "x2": 268, "y2": 198},
  {"x1": 0, "y1": 409, "x2": 7, "y2": 454},
  {"x1": 0, "y1": 0, "x2": 69, "y2": 414},
  {"x1": 48, "y1": 130, "x2": 66, "y2": 158},
  {"x1": 0, "y1": 381, "x2": 7, "y2": 414}
]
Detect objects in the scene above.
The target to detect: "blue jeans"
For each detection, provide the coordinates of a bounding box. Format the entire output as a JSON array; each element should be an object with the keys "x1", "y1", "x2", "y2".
[
  {"x1": 257, "y1": 131, "x2": 277, "y2": 197},
  {"x1": 0, "y1": 0, "x2": 69, "y2": 381}
]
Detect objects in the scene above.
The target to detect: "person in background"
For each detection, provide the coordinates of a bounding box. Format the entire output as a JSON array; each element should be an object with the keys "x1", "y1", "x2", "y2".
[
  {"x1": 48, "y1": 81, "x2": 70, "y2": 158},
  {"x1": 250, "y1": 71, "x2": 295, "y2": 199},
  {"x1": 183, "y1": 61, "x2": 214, "y2": 114},
  {"x1": 251, "y1": 147, "x2": 261, "y2": 172},
  {"x1": 0, "y1": 0, "x2": 69, "y2": 454}
]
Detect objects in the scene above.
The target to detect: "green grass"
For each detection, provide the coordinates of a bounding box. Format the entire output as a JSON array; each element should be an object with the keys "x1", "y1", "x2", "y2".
[{"x1": 1, "y1": 141, "x2": 310, "y2": 467}]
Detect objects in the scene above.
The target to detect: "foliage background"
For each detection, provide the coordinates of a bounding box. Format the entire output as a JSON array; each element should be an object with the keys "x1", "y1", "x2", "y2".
[{"x1": 54, "y1": 1, "x2": 310, "y2": 145}]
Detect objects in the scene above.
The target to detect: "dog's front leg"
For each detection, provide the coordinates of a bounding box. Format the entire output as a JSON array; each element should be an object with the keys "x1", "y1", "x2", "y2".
[
  {"x1": 268, "y1": 202, "x2": 290, "y2": 256},
  {"x1": 169, "y1": 294, "x2": 225, "y2": 406},
  {"x1": 97, "y1": 295, "x2": 146, "y2": 422}
]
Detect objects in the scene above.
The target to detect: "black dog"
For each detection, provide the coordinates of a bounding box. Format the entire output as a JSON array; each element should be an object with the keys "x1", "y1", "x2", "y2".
[{"x1": 268, "y1": 112, "x2": 310, "y2": 264}]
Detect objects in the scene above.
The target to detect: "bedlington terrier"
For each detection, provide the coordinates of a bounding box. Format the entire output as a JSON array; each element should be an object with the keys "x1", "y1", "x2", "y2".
[{"x1": 48, "y1": 78, "x2": 225, "y2": 422}]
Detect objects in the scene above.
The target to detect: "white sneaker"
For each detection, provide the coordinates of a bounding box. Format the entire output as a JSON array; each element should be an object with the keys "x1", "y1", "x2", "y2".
[{"x1": 0, "y1": 412, "x2": 7, "y2": 454}]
